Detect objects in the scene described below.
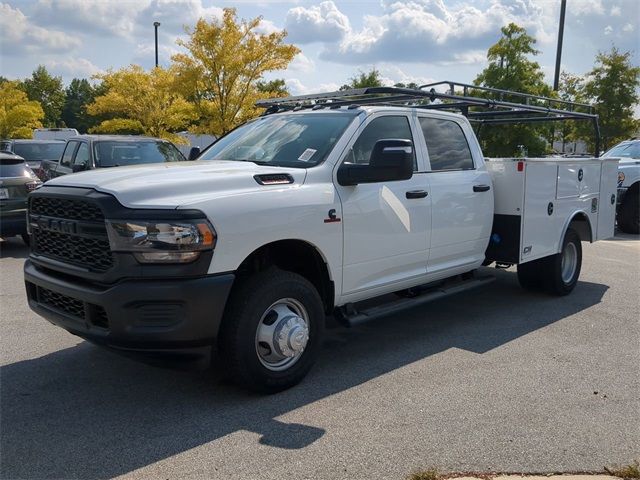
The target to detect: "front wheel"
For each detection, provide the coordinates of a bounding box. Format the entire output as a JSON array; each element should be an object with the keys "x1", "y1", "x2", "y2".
[{"x1": 218, "y1": 268, "x2": 325, "y2": 393}]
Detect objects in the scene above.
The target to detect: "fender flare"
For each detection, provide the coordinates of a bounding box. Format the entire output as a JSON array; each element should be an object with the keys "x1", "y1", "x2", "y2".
[{"x1": 557, "y1": 210, "x2": 594, "y2": 253}]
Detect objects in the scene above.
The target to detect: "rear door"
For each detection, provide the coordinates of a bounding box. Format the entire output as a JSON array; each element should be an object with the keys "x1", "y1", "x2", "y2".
[
  {"x1": 336, "y1": 113, "x2": 432, "y2": 299},
  {"x1": 418, "y1": 115, "x2": 493, "y2": 274}
]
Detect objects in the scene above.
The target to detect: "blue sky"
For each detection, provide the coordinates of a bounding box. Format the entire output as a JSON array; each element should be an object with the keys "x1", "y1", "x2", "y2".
[{"x1": 1, "y1": 0, "x2": 638, "y2": 96}]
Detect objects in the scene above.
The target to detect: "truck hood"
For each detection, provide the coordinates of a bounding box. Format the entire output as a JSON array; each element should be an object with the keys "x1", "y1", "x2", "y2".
[{"x1": 44, "y1": 160, "x2": 307, "y2": 208}]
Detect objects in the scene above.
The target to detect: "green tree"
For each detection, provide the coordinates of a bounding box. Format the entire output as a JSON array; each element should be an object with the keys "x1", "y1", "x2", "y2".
[
  {"x1": 584, "y1": 47, "x2": 640, "y2": 151},
  {"x1": 21, "y1": 65, "x2": 66, "y2": 127},
  {"x1": 172, "y1": 8, "x2": 299, "y2": 136},
  {"x1": 340, "y1": 68, "x2": 384, "y2": 90},
  {"x1": 394, "y1": 82, "x2": 420, "y2": 89},
  {"x1": 87, "y1": 65, "x2": 197, "y2": 143},
  {"x1": 61, "y1": 78, "x2": 97, "y2": 133},
  {"x1": 556, "y1": 72, "x2": 589, "y2": 152},
  {"x1": 256, "y1": 79, "x2": 289, "y2": 98},
  {"x1": 0, "y1": 81, "x2": 44, "y2": 138},
  {"x1": 474, "y1": 23, "x2": 552, "y2": 157}
]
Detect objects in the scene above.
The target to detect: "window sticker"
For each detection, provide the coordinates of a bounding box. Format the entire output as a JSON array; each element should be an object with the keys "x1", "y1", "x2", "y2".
[{"x1": 298, "y1": 148, "x2": 317, "y2": 162}]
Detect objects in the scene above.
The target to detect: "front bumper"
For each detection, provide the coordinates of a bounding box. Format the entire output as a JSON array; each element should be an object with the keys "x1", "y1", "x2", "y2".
[{"x1": 24, "y1": 259, "x2": 234, "y2": 361}]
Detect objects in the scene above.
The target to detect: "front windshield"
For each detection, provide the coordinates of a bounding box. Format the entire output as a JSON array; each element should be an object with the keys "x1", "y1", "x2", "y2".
[
  {"x1": 13, "y1": 142, "x2": 65, "y2": 161},
  {"x1": 93, "y1": 141, "x2": 185, "y2": 167},
  {"x1": 199, "y1": 113, "x2": 355, "y2": 168},
  {"x1": 603, "y1": 142, "x2": 640, "y2": 159}
]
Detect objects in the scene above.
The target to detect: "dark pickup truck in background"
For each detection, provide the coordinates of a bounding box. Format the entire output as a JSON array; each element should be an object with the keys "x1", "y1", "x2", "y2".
[{"x1": 41, "y1": 135, "x2": 187, "y2": 181}]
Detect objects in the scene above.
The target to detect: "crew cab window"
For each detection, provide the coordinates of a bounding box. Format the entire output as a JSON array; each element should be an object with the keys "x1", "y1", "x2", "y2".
[
  {"x1": 60, "y1": 142, "x2": 79, "y2": 168},
  {"x1": 347, "y1": 116, "x2": 416, "y2": 169},
  {"x1": 420, "y1": 118, "x2": 474, "y2": 171},
  {"x1": 73, "y1": 143, "x2": 90, "y2": 169}
]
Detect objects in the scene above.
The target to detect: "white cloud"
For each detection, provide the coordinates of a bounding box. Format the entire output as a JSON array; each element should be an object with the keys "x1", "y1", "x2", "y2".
[
  {"x1": 0, "y1": 2, "x2": 82, "y2": 55},
  {"x1": 139, "y1": 0, "x2": 223, "y2": 36},
  {"x1": 622, "y1": 23, "x2": 634, "y2": 33},
  {"x1": 377, "y1": 65, "x2": 435, "y2": 87},
  {"x1": 255, "y1": 19, "x2": 281, "y2": 36},
  {"x1": 33, "y1": 0, "x2": 148, "y2": 38},
  {"x1": 323, "y1": 0, "x2": 555, "y2": 64},
  {"x1": 610, "y1": 6, "x2": 621, "y2": 16},
  {"x1": 288, "y1": 52, "x2": 315, "y2": 73},
  {"x1": 32, "y1": 0, "x2": 223, "y2": 39},
  {"x1": 45, "y1": 57, "x2": 105, "y2": 78},
  {"x1": 285, "y1": 78, "x2": 340, "y2": 95},
  {"x1": 604, "y1": 25, "x2": 613, "y2": 35},
  {"x1": 572, "y1": 0, "x2": 605, "y2": 16},
  {"x1": 132, "y1": 42, "x2": 182, "y2": 66},
  {"x1": 285, "y1": 1, "x2": 350, "y2": 43}
]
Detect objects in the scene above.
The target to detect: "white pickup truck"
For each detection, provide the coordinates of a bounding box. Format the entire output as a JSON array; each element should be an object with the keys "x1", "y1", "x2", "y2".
[{"x1": 24, "y1": 84, "x2": 618, "y2": 392}]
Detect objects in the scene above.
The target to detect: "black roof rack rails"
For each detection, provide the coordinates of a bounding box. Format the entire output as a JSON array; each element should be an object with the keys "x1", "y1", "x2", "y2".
[{"x1": 256, "y1": 80, "x2": 601, "y2": 156}]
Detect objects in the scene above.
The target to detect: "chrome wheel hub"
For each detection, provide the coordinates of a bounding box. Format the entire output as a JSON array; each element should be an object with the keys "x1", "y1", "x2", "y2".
[
  {"x1": 255, "y1": 299, "x2": 309, "y2": 371},
  {"x1": 561, "y1": 242, "x2": 577, "y2": 283}
]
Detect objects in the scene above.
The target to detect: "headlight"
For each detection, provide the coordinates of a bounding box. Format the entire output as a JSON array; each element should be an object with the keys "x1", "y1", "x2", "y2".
[
  {"x1": 105, "y1": 219, "x2": 216, "y2": 264},
  {"x1": 618, "y1": 171, "x2": 625, "y2": 185}
]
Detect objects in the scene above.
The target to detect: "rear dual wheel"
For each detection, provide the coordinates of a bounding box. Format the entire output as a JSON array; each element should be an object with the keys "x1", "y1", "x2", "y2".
[{"x1": 517, "y1": 228, "x2": 582, "y2": 296}]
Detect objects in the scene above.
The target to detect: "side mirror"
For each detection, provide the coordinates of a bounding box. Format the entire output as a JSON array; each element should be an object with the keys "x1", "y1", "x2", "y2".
[
  {"x1": 71, "y1": 164, "x2": 87, "y2": 173},
  {"x1": 188, "y1": 146, "x2": 201, "y2": 160},
  {"x1": 337, "y1": 139, "x2": 414, "y2": 186}
]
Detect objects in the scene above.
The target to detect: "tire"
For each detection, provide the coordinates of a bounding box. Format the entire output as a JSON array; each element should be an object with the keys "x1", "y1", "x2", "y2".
[
  {"x1": 544, "y1": 228, "x2": 582, "y2": 296},
  {"x1": 517, "y1": 260, "x2": 544, "y2": 290},
  {"x1": 517, "y1": 228, "x2": 582, "y2": 296},
  {"x1": 21, "y1": 233, "x2": 30, "y2": 246},
  {"x1": 218, "y1": 268, "x2": 325, "y2": 393},
  {"x1": 618, "y1": 190, "x2": 639, "y2": 234}
]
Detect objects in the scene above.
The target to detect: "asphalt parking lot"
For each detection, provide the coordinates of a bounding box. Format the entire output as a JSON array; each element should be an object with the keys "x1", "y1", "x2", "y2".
[{"x1": 1, "y1": 234, "x2": 638, "y2": 480}]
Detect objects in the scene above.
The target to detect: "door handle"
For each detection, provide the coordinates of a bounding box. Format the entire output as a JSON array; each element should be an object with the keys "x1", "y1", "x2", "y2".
[
  {"x1": 473, "y1": 184, "x2": 491, "y2": 192},
  {"x1": 406, "y1": 190, "x2": 428, "y2": 199}
]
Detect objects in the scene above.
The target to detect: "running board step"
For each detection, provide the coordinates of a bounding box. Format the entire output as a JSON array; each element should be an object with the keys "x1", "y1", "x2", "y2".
[{"x1": 335, "y1": 274, "x2": 495, "y2": 327}]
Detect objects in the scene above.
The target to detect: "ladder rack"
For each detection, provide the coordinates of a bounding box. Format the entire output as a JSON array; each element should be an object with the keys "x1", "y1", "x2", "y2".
[{"x1": 256, "y1": 80, "x2": 601, "y2": 156}]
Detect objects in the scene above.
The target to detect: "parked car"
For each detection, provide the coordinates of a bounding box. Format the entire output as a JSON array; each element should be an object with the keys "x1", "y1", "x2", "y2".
[
  {"x1": 23, "y1": 84, "x2": 618, "y2": 393},
  {"x1": 41, "y1": 135, "x2": 187, "y2": 181},
  {"x1": 601, "y1": 138, "x2": 639, "y2": 234},
  {"x1": 0, "y1": 139, "x2": 66, "y2": 180},
  {"x1": 0, "y1": 152, "x2": 41, "y2": 244}
]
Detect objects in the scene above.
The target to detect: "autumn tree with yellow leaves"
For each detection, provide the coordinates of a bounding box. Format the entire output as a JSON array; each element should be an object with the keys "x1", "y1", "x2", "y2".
[
  {"x1": 172, "y1": 8, "x2": 299, "y2": 136},
  {"x1": 87, "y1": 66, "x2": 197, "y2": 143},
  {"x1": 0, "y1": 81, "x2": 44, "y2": 138}
]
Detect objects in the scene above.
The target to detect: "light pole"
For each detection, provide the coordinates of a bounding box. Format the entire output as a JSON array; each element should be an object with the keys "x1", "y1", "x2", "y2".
[
  {"x1": 553, "y1": 0, "x2": 567, "y2": 91},
  {"x1": 153, "y1": 21, "x2": 161, "y2": 68}
]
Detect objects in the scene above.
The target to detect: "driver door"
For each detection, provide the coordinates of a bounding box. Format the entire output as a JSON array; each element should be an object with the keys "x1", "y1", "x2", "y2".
[{"x1": 335, "y1": 114, "x2": 431, "y2": 300}]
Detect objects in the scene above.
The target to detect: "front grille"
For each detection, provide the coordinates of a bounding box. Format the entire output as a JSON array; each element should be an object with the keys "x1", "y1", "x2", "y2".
[
  {"x1": 30, "y1": 196, "x2": 104, "y2": 221},
  {"x1": 39, "y1": 287, "x2": 85, "y2": 320},
  {"x1": 33, "y1": 230, "x2": 113, "y2": 271},
  {"x1": 29, "y1": 195, "x2": 114, "y2": 272}
]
